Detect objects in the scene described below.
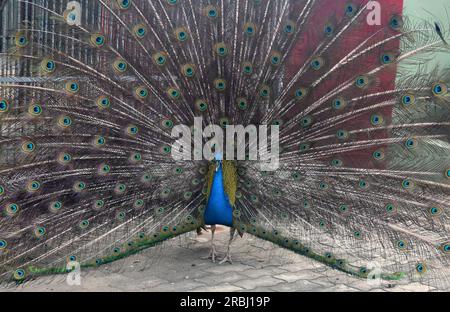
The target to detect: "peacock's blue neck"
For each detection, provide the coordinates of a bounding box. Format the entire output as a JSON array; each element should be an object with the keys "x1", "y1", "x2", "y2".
[{"x1": 204, "y1": 161, "x2": 234, "y2": 227}]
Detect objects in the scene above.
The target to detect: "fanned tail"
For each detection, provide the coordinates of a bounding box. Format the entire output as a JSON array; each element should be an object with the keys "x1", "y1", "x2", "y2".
[{"x1": 0, "y1": 0, "x2": 449, "y2": 289}]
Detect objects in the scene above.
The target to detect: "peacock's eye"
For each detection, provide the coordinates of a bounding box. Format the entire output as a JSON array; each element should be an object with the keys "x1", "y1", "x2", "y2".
[
  {"x1": 432, "y1": 83, "x2": 448, "y2": 96},
  {"x1": 35, "y1": 226, "x2": 46, "y2": 236},
  {"x1": 127, "y1": 125, "x2": 139, "y2": 135},
  {"x1": 6, "y1": 203, "x2": 19, "y2": 216},
  {"x1": 118, "y1": 0, "x2": 131, "y2": 9},
  {"x1": 117, "y1": 211, "x2": 126, "y2": 220},
  {"x1": 114, "y1": 59, "x2": 127, "y2": 72},
  {"x1": 65, "y1": 82, "x2": 79, "y2": 93},
  {"x1": 195, "y1": 99, "x2": 208, "y2": 112},
  {"x1": 346, "y1": 4, "x2": 355, "y2": 15},
  {"x1": 300, "y1": 116, "x2": 313, "y2": 127},
  {"x1": 214, "y1": 79, "x2": 226, "y2": 91},
  {"x1": 284, "y1": 21, "x2": 295, "y2": 34},
  {"x1": 416, "y1": 263, "x2": 426, "y2": 273},
  {"x1": 324, "y1": 24, "x2": 334, "y2": 36},
  {"x1": 184, "y1": 67, "x2": 193, "y2": 76},
  {"x1": 237, "y1": 98, "x2": 248, "y2": 110},
  {"x1": 58, "y1": 116, "x2": 73, "y2": 128},
  {"x1": 405, "y1": 138, "x2": 418, "y2": 149},
  {"x1": 259, "y1": 86, "x2": 270, "y2": 98},
  {"x1": 29, "y1": 181, "x2": 41, "y2": 191},
  {"x1": 14, "y1": 269, "x2": 26, "y2": 280},
  {"x1": 311, "y1": 57, "x2": 324, "y2": 70},
  {"x1": 430, "y1": 207, "x2": 440, "y2": 215},
  {"x1": 389, "y1": 15, "x2": 403, "y2": 30},
  {"x1": 370, "y1": 114, "x2": 383, "y2": 126},
  {"x1": 16, "y1": 35, "x2": 28, "y2": 47},
  {"x1": 401, "y1": 94, "x2": 416, "y2": 106},
  {"x1": 100, "y1": 164, "x2": 111, "y2": 173},
  {"x1": 397, "y1": 240, "x2": 406, "y2": 249},
  {"x1": 133, "y1": 153, "x2": 142, "y2": 161},
  {"x1": 135, "y1": 87, "x2": 148, "y2": 98},
  {"x1": 22, "y1": 141, "x2": 36, "y2": 152},
  {"x1": 79, "y1": 220, "x2": 90, "y2": 229},
  {"x1": 0, "y1": 100, "x2": 9, "y2": 113},
  {"x1": 270, "y1": 52, "x2": 282, "y2": 66},
  {"x1": 90, "y1": 34, "x2": 105, "y2": 47},
  {"x1": 402, "y1": 179, "x2": 414, "y2": 189},
  {"x1": 336, "y1": 129, "x2": 349, "y2": 140},
  {"x1": 372, "y1": 150, "x2": 385, "y2": 160},
  {"x1": 133, "y1": 24, "x2": 147, "y2": 38},
  {"x1": 355, "y1": 76, "x2": 368, "y2": 88},
  {"x1": 95, "y1": 200, "x2": 105, "y2": 208},
  {"x1": 244, "y1": 23, "x2": 257, "y2": 36},
  {"x1": 443, "y1": 244, "x2": 450, "y2": 253},
  {"x1": 381, "y1": 54, "x2": 390, "y2": 64},
  {"x1": 359, "y1": 180, "x2": 368, "y2": 188},
  {"x1": 44, "y1": 60, "x2": 56, "y2": 72},
  {"x1": 153, "y1": 52, "x2": 167, "y2": 66},
  {"x1": 208, "y1": 9, "x2": 217, "y2": 17}
]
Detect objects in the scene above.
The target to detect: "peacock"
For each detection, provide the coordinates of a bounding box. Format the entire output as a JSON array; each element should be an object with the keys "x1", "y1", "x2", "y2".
[{"x1": 0, "y1": 0, "x2": 450, "y2": 289}]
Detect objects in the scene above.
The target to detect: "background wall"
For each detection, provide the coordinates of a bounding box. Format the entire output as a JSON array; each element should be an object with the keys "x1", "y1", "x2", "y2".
[{"x1": 403, "y1": 0, "x2": 450, "y2": 69}]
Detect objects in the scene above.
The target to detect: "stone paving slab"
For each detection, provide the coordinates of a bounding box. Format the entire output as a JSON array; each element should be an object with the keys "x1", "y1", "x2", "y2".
[{"x1": 0, "y1": 226, "x2": 439, "y2": 292}]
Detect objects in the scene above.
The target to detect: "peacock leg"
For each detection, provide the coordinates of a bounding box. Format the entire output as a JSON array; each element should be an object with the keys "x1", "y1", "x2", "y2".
[
  {"x1": 201, "y1": 225, "x2": 218, "y2": 262},
  {"x1": 219, "y1": 227, "x2": 235, "y2": 264}
]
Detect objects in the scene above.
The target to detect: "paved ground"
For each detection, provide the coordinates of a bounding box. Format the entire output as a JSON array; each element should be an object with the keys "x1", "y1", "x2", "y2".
[{"x1": 4, "y1": 226, "x2": 437, "y2": 292}]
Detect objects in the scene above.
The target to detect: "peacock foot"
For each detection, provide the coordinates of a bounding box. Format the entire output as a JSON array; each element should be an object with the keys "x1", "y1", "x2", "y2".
[
  {"x1": 201, "y1": 246, "x2": 218, "y2": 263},
  {"x1": 219, "y1": 253, "x2": 232, "y2": 265}
]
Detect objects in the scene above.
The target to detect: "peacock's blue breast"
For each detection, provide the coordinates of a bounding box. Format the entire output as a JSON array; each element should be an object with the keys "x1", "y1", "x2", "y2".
[{"x1": 204, "y1": 164, "x2": 234, "y2": 227}]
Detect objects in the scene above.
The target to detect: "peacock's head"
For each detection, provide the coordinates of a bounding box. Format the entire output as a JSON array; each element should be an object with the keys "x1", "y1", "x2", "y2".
[{"x1": 214, "y1": 152, "x2": 223, "y2": 161}]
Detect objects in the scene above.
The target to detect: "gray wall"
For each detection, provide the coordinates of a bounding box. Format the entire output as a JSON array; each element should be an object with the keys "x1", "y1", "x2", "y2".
[{"x1": 403, "y1": 0, "x2": 450, "y2": 69}]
